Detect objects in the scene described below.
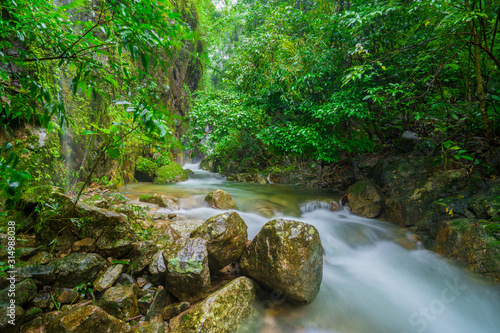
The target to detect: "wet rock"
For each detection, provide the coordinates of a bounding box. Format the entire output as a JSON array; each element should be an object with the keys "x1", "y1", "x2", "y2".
[
  {"x1": 163, "y1": 238, "x2": 210, "y2": 301},
  {"x1": 299, "y1": 199, "x2": 340, "y2": 213},
  {"x1": 46, "y1": 305, "x2": 131, "y2": 333},
  {"x1": 204, "y1": 189, "x2": 237, "y2": 210},
  {"x1": 117, "y1": 273, "x2": 135, "y2": 286},
  {"x1": 56, "y1": 288, "x2": 81, "y2": 304},
  {"x1": 148, "y1": 223, "x2": 181, "y2": 248},
  {"x1": 154, "y1": 163, "x2": 188, "y2": 184},
  {"x1": 138, "y1": 292, "x2": 155, "y2": 315},
  {"x1": 28, "y1": 251, "x2": 53, "y2": 265},
  {"x1": 254, "y1": 204, "x2": 275, "y2": 218},
  {"x1": 139, "y1": 194, "x2": 179, "y2": 210},
  {"x1": 94, "y1": 227, "x2": 134, "y2": 258},
  {"x1": 240, "y1": 219, "x2": 323, "y2": 303},
  {"x1": 135, "y1": 322, "x2": 165, "y2": 333},
  {"x1": 23, "y1": 307, "x2": 42, "y2": 324},
  {"x1": 0, "y1": 305, "x2": 24, "y2": 333},
  {"x1": 148, "y1": 251, "x2": 166, "y2": 285},
  {"x1": 71, "y1": 238, "x2": 96, "y2": 253},
  {"x1": 52, "y1": 252, "x2": 106, "y2": 288},
  {"x1": 190, "y1": 211, "x2": 248, "y2": 271},
  {"x1": 30, "y1": 292, "x2": 51, "y2": 309},
  {"x1": 21, "y1": 316, "x2": 44, "y2": 333},
  {"x1": 93, "y1": 264, "x2": 124, "y2": 292},
  {"x1": 436, "y1": 219, "x2": 500, "y2": 282},
  {"x1": 18, "y1": 264, "x2": 56, "y2": 284},
  {"x1": 169, "y1": 277, "x2": 256, "y2": 333},
  {"x1": 348, "y1": 178, "x2": 385, "y2": 218},
  {"x1": 99, "y1": 285, "x2": 139, "y2": 320},
  {"x1": 0, "y1": 278, "x2": 37, "y2": 307},
  {"x1": 162, "y1": 301, "x2": 190, "y2": 320},
  {"x1": 146, "y1": 288, "x2": 172, "y2": 323}
]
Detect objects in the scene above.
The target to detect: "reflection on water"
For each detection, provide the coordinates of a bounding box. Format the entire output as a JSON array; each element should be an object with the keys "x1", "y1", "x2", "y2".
[{"x1": 125, "y1": 163, "x2": 500, "y2": 333}]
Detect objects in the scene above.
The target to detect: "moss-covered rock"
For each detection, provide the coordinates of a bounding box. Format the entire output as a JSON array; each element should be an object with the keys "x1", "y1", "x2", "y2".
[
  {"x1": 17, "y1": 264, "x2": 56, "y2": 284},
  {"x1": 348, "y1": 178, "x2": 384, "y2": 218},
  {"x1": 99, "y1": 285, "x2": 139, "y2": 320},
  {"x1": 46, "y1": 305, "x2": 131, "y2": 333},
  {"x1": 139, "y1": 194, "x2": 179, "y2": 210},
  {"x1": 0, "y1": 278, "x2": 37, "y2": 307},
  {"x1": 240, "y1": 219, "x2": 323, "y2": 304},
  {"x1": 154, "y1": 163, "x2": 188, "y2": 184},
  {"x1": 146, "y1": 288, "x2": 172, "y2": 323},
  {"x1": 0, "y1": 305, "x2": 24, "y2": 333},
  {"x1": 204, "y1": 189, "x2": 237, "y2": 210},
  {"x1": 190, "y1": 211, "x2": 248, "y2": 271},
  {"x1": 93, "y1": 264, "x2": 124, "y2": 292},
  {"x1": 163, "y1": 238, "x2": 210, "y2": 302},
  {"x1": 169, "y1": 276, "x2": 257, "y2": 333},
  {"x1": 135, "y1": 156, "x2": 157, "y2": 182},
  {"x1": 52, "y1": 252, "x2": 106, "y2": 288}
]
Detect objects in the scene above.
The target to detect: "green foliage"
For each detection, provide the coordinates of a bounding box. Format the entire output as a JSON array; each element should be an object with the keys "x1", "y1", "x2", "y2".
[
  {"x1": 136, "y1": 157, "x2": 157, "y2": 175},
  {"x1": 485, "y1": 223, "x2": 500, "y2": 240},
  {"x1": 190, "y1": 0, "x2": 500, "y2": 172}
]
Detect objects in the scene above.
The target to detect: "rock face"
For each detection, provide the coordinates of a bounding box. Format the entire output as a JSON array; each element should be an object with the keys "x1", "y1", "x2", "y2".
[
  {"x1": 204, "y1": 189, "x2": 237, "y2": 210},
  {"x1": 154, "y1": 163, "x2": 188, "y2": 184},
  {"x1": 169, "y1": 277, "x2": 257, "y2": 333},
  {"x1": 46, "y1": 305, "x2": 131, "y2": 333},
  {"x1": 99, "y1": 285, "x2": 139, "y2": 320},
  {"x1": 240, "y1": 219, "x2": 323, "y2": 303},
  {"x1": 163, "y1": 238, "x2": 210, "y2": 301},
  {"x1": 52, "y1": 253, "x2": 106, "y2": 288},
  {"x1": 348, "y1": 178, "x2": 384, "y2": 218},
  {"x1": 190, "y1": 211, "x2": 248, "y2": 271},
  {"x1": 139, "y1": 194, "x2": 179, "y2": 210}
]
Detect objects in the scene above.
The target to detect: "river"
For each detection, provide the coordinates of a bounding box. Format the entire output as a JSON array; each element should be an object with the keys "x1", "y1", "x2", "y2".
[{"x1": 124, "y1": 163, "x2": 500, "y2": 333}]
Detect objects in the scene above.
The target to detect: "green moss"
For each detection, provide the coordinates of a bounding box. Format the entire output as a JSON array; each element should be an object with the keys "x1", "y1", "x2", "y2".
[
  {"x1": 485, "y1": 223, "x2": 500, "y2": 239},
  {"x1": 136, "y1": 157, "x2": 157, "y2": 175},
  {"x1": 154, "y1": 163, "x2": 188, "y2": 184},
  {"x1": 139, "y1": 194, "x2": 153, "y2": 201}
]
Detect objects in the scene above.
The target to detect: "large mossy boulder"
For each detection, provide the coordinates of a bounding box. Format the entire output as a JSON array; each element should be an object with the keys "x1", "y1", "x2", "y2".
[
  {"x1": 99, "y1": 285, "x2": 139, "y2": 320},
  {"x1": 154, "y1": 163, "x2": 188, "y2": 184},
  {"x1": 162, "y1": 237, "x2": 210, "y2": 301},
  {"x1": 204, "y1": 189, "x2": 237, "y2": 210},
  {"x1": 190, "y1": 211, "x2": 248, "y2": 271},
  {"x1": 169, "y1": 276, "x2": 257, "y2": 333},
  {"x1": 46, "y1": 305, "x2": 131, "y2": 333},
  {"x1": 348, "y1": 178, "x2": 385, "y2": 218},
  {"x1": 93, "y1": 264, "x2": 124, "y2": 292},
  {"x1": 240, "y1": 219, "x2": 323, "y2": 303},
  {"x1": 52, "y1": 253, "x2": 106, "y2": 288}
]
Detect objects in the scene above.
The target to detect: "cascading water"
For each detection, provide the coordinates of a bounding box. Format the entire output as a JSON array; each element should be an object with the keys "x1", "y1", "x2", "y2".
[{"x1": 125, "y1": 163, "x2": 500, "y2": 333}]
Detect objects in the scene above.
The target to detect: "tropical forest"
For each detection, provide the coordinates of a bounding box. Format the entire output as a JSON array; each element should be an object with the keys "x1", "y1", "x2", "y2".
[{"x1": 1, "y1": 0, "x2": 500, "y2": 332}]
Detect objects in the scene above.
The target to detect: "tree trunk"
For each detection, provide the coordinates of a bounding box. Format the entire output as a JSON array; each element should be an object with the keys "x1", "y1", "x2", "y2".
[{"x1": 473, "y1": 29, "x2": 492, "y2": 138}]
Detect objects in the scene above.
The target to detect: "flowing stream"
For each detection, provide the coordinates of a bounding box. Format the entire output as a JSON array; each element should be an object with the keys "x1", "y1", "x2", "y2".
[{"x1": 125, "y1": 163, "x2": 500, "y2": 333}]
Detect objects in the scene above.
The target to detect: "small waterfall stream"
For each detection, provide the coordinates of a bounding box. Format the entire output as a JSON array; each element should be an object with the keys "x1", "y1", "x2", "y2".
[{"x1": 125, "y1": 163, "x2": 500, "y2": 333}]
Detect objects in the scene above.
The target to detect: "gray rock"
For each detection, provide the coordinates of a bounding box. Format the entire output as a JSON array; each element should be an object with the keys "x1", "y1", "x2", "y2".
[
  {"x1": 204, "y1": 189, "x2": 237, "y2": 210},
  {"x1": 46, "y1": 305, "x2": 131, "y2": 332},
  {"x1": 190, "y1": 211, "x2": 248, "y2": 271},
  {"x1": 139, "y1": 194, "x2": 179, "y2": 210},
  {"x1": 0, "y1": 278, "x2": 37, "y2": 307},
  {"x1": 240, "y1": 219, "x2": 323, "y2": 303},
  {"x1": 52, "y1": 253, "x2": 106, "y2": 288},
  {"x1": 18, "y1": 264, "x2": 56, "y2": 284},
  {"x1": 163, "y1": 238, "x2": 210, "y2": 301},
  {"x1": 0, "y1": 305, "x2": 24, "y2": 333},
  {"x1": 146, "y1": 288, "x2": 172, "y2": 323},
  {"x1": 169, "y1": 277, "x2": 257, "y2": 333},
  {"x1": 99, "y1": 285, "x2": 139, "y2": 320},
  {"x1": 148, "y1": 251, "x2": 166, "y2": 285},
  {"x1": 93, "y1": 264, "x2": 124, "y2": 292}
]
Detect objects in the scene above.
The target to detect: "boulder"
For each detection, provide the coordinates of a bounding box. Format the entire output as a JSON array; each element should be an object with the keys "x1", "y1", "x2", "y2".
[
  {"x1": 17, "y1": 264, "x2": 56, "y2": 284},
  {"x1": 56, "y1": 288, "x2": 81, "y2": 304},
  {"x1": 99, "y1": 285, "x2": 139, "y2": 320},
  {"x1": 146, "y1": 288, "x2": 172, "y2": 323},
  {"x1": 52, "y1": 253, "x2": 106, "y2": 288},
  {"x1": 204, "y1": 189, "x2": 237, "y2": 210},
  {"x1": 94, "y1": 226, "x2": 134, "y2": 258},
  {"x1": 125, "y1": 241, "x2": 158, "y2": 276},
  {"x1": 348, "y1": 178, "x2": 385, "y2": 218},
  {"x1": 169, "y1": 277, "x2": 257, "y2": 333},
  {"x1": 28, "y1": 251, "x2": 53, "y2": 265},
  {"x1": 190, "y1": 211, "x2": 248, "y2": 271},
  {"x1": 72, "y1": 238, "x2": 96, "y2": 253},
  {"x1": 139, "y1": 194, "x2": 179, "y2": 210},
  {"x1": 162, "y1": 301, "x2": 189, "y2": 320},
  {"x1": 92, "y1": 264, "x2": 124, "y2": 292},
  {"x1": 240, "y1": 219, "x2": 323, "y2": 303},
  {"x1": 154, "y1": 163, "x2": 188, "y2": 184},
  {"x1": 148, "y1": 250, "x2": 167, "y2": 285},
  {"x1": 46, "y1": 305, "x2": 131, "y2": 333},
  {"x1": 0, "y1": 278, "x2": 37, "y2": 307},
  {"x1": 135, "y1": 322, "x2": 165, "y2": 333},
  {"x1": 0, "y1": 305, "x2": 24, "y2": 333},
  {"x1": 138, "y1": 291, "x2": 155, "y2": 315},
  {"x1": 163, "y1": 238, "x2": 210, "y2": 301}
]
